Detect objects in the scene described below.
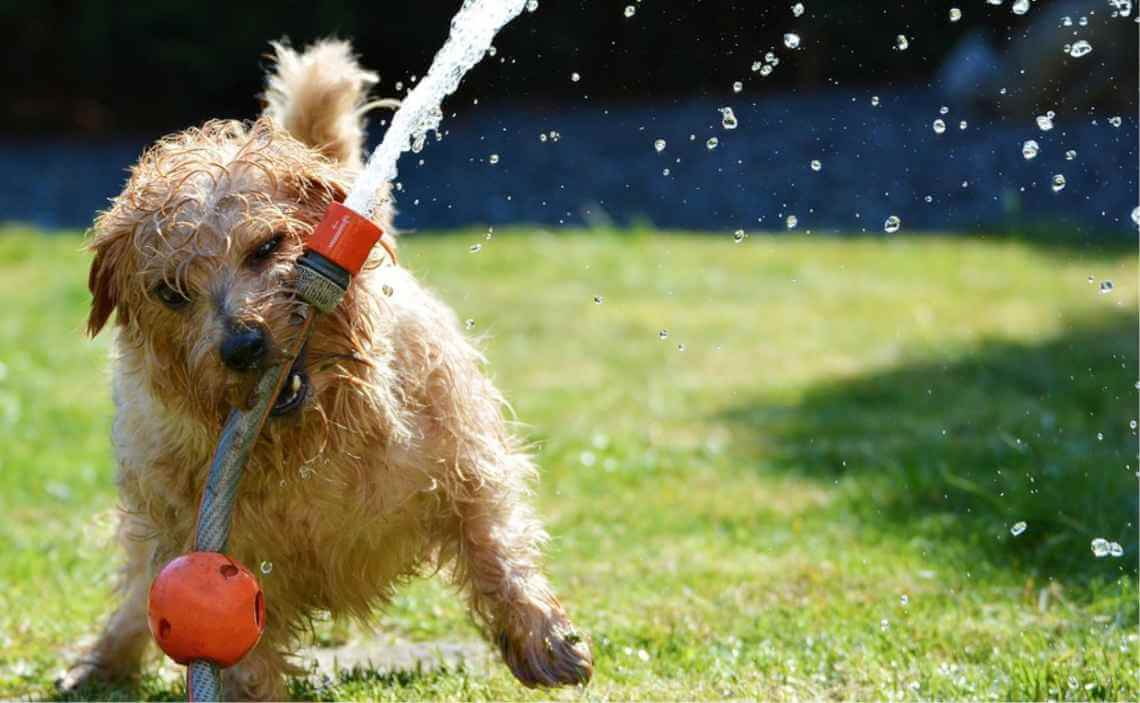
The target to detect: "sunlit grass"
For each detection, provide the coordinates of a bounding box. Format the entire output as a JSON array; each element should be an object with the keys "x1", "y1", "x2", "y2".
[{"x1": 0, "y1": 225, "x2": 1135, "y2": 701}]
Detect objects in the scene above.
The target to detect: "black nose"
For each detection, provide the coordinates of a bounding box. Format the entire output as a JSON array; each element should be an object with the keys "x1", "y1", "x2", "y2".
[{"x1": 220, "y1": 323, "x2": 268, "y2": 371}]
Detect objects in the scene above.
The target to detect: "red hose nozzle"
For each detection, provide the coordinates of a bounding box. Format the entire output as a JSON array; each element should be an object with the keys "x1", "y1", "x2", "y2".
[{"x1": 307, "y1": 202, "x2": 383, "y2": 276}]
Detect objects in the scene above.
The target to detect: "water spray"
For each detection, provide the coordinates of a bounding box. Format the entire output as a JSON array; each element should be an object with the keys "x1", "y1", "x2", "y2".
[{"x1": 144, "y1": 1, "x2": 532, "y2": 699}]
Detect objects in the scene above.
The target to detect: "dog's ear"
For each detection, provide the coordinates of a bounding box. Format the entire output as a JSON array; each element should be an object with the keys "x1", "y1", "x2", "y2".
[
  {"x1": 262, "y1": 39, "x2": 383, "y2": 167},
  {"x1": 86, "y1": 226, "x2": 130, "y2": 337}
]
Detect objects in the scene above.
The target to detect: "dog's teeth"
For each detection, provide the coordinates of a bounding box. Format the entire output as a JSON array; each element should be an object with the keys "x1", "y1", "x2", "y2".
[{"x1": 291, "y1": 374, "x2": 302, "y2": 393}]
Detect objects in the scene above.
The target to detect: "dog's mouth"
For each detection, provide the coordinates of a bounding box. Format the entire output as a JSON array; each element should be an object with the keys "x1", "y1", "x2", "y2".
[{"x1": 271, "y1": 345, "x2": 310, "y2": 417}]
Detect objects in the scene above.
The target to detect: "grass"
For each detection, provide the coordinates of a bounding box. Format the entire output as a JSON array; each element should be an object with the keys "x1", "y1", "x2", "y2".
[{"x1": 0, "y1": 224, "x2": 1135, "y2": 701}]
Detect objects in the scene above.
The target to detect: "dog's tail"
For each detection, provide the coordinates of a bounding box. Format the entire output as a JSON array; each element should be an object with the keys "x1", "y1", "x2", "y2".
[{"x1": 262, "y1": 39, "x2": 395, "y2": 167}]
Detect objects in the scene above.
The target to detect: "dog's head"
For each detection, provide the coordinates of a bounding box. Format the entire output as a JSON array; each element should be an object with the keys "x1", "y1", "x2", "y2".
[{"x1": 87, "y1": 41, "x2": 393, "y2": 426}]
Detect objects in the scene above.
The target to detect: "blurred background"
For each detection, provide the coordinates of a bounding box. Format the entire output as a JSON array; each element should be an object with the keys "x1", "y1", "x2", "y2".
[{"x1": 1, "y1": 0, "x2": 1136, "y2": 233}]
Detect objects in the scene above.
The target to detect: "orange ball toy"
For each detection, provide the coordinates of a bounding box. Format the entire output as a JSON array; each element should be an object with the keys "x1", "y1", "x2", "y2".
[{"x1": 147, "y1": 552, "x2": 266, "y2": 667}]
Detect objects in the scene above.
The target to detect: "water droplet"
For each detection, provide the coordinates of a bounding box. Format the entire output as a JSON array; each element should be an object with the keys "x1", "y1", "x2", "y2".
[
  {"x1": 488, "y1": 153, "x2": 500, "y2": 165},
  {"x1": 381, "y1": 284, "x2": 394, "y2": 297},
  {"x1": 1099, "y1": 280, "x2": 1113, "y2": 294},
  {"x1": 623, "y1": 4, "x2": 636, "y2": 18},
  {"x1": 1108, "y1": 0, "x2": 1133, "y2": 19},
  {"x1": 658, "y1": 329, "x2": 669, "y2": 340},
  {"x1": 810, "y1": 159, "x2": 822, "y2": 171},
  {"x1": 958, "y1": 120, "x2": 968, "y2": 130},
  {"x1": 759, "y1": 64, "x2": 774, "y2": 76},
  {"x1": 1069, "y1": 39, "x2": 1092, "y2": 57},
  {"x1": 792, "y1": 2, "x2": 805, "y2": 17},
  {"x1": 1130, "y1": 419, "x2": 1137, "y2": 430},
  {"x1": 1131, "y1": 206, "x2": 1140, "y2": 226},
  {"x1": 719, "y1": 107, "x2": 739, "y2": 130},
  {"x1": 676, "y1": 343, "x2": 686, "y2": 352},
  {"x1": 784, "y1": 33, "x2": 801, "y2": 49},
  {"x1": 895, "y1": 34, "x2": 910, "y2": 51},
  {"x1": 548, "y1": 130, "x2": 561, "y2": 142},
  {"x1": 1097, "y1": 432, "x2": 1104, "y2": 441},
  {"x1": 662, "y1": 167, "x2": 670, "y2": 176},
  {"x1": 465, "y1": 318, "x2": 475, "y2": 330},
  {"x1": 486, "y1": 45, "x2": 497, "y2": 57},
  {"x1": 932, "y1": 119, "x2": 946, "y2": 134},
  {"x1": 871, "y1": 95, "x2": 880, "y2": 107},
  {"x1": 1091, "y1": 538, "x2": 1111, "y2": 557},
  {"x1": 1109, "y1": 541, "x2": 1124, "y2": 557},
  {"x1": 486, "y1": 226, "x2": 495, "y2": 240},
  {"x1": 733, "y1": 229, "x2": 747, "y2": 243},
  {"x1": 1010, "y1": 521, "x2": 1027, "y2": 536},
  {"x1": 900, "y1": 594, "x2": 909, "y2": 605},
  {"x1": 1065, "y1": 149, "x2": 1077, "y2": 160},
  {"x1": 949, "y1": 7, "x2": 962, "y2": 21},
  {"x1": 1051, "y1": 174, "x2": 1066, "y2": 192},
  {"x1": 1109, "y1": 116, "x2": 1123, "y2": 128},
  {"x1": 939, "y1": 106, "x2": 950, "y2": 115},
  {"x1": 732, "y1": 81, "x2": 743, "y2": 93},
  {"x1": 570, "y1": 71, "x2": 580, "y2": 82},
  {"x1": 880, "y1": 618, "x2": 890, "y2": 631},
  {"x1": 469, "y1": 243, "x2": 482, "y2": 253},
  {"x1": 786, "y1": 214, "x2": 799, "y2": 229},
  {"x1": 654, "y1": 138, "x2": 667, "y2": 153},
  {"x1": 883, "y1": 215, "x2": 901, "y2": 233},
  {"x1": 1036, "y1": 114, "x2": 1054, "y2": 131},
  {"x1": 1022, "y1": 139, "x2": 1040, "y2": 159},
  {"x1": 526, "y1": 0, "x2": 539, "y2": 12},
  {"x1": 924, "y1": 195, "x2": 934, "y2": 203},
  {"x1": 637, "y1": 649, "x2": 651, "y2": 662},
  {"x1": 706, "y1": 137, "x2": 719, "y2": 150},
  {"x1": 260, "y1": 561, "x2": 273, "y2": 574},
  {"x1": 1068, "y1": 676, "x2": 1080, "y2": 690},
  {"x1": 1012, "y1": 0, "x2": 1030, "y2": 15},
  {"x1": 751, "y1": 61, "x2": 763, "y2": 72}
]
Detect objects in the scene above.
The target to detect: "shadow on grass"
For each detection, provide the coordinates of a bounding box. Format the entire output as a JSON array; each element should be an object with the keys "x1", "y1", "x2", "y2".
[
  {"x1": 722, "y1": 311, "x2": 1137, "y2": 582},
  {"x1": 288, "y1": 663, "x2": 471, "y2": 702},
  {"x1": 46, "y1": 663, "x2": 467, "y2": 702},
  {"x1": 49, "y1": 676, "x2": 181, "y2": 702},
  {"x1": 976, "y1": 222, "x2": 1137, "y2": 258}
]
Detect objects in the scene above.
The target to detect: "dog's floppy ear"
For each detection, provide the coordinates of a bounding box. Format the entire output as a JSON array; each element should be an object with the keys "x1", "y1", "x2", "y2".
[{"x1": 86, "y1": 226, "x2": 130, "y2": 337}]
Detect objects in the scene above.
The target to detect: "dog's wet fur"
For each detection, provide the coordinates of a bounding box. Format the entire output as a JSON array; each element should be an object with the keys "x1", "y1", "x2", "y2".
[{"x1": 60, "y1": 40, "x2": 591, "y2": 699}]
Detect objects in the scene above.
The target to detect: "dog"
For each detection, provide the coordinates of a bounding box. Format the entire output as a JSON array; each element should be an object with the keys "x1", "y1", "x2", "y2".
[{"x1": 60, "y1": 39, "x2": 592, "y2": 700}]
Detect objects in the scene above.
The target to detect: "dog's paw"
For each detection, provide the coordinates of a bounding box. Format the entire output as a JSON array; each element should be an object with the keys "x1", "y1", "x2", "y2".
[
  {"x1": 498, "y1": 611, "x2": 593, "y2": 688},
  {"x1": 55, "y1": 659, "x2": 127, "y2": 697}
]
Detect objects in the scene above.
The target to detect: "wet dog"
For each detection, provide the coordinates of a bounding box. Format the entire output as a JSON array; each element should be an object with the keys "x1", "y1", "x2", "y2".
[{"x1": 61, "y1": 40, "x2": 591, "y2": 699}]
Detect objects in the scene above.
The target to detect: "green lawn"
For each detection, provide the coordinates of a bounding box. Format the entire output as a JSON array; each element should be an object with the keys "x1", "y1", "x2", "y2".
[{"x1": 0, "y1": 225, "x2": 1136, "y2": 701}]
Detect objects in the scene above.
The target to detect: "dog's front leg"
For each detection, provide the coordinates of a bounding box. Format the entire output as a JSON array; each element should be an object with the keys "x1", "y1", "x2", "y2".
[
  {"x1": 450, "y1": 483, "x2": 593, "y2": 688},
  {"x1": 58, "y1": 516, "x2": 156, "y2": 693}
]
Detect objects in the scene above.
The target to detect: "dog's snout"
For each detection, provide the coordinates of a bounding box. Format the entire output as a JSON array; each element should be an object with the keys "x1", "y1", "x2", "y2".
[{"x1": 220, "y1": 323, "x2": 269, "y2": 371}]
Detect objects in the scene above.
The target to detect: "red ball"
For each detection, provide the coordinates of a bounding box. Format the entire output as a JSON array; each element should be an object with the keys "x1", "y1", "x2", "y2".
[{"x1": 147, "y1": 552, "x2": 266, "y2": 667}]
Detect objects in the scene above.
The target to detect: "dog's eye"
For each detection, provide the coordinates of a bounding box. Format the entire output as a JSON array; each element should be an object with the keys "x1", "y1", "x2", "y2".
[
  {"x1": 153, "y1": 282, "x2": 191, "y2": 310},
  {"x1": 248, "y1": 235, "x2": 284, "y2": 265}
]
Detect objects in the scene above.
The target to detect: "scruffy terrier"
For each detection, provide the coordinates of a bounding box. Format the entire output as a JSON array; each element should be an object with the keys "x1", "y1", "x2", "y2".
[{"x1": 61, "y1": 40, "x2": 592, "y2": 699}]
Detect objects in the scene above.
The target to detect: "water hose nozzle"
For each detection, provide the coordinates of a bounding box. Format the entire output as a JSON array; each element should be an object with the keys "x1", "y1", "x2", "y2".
[{"x1": 295, "y1": 202, "x2": 384, "y2": 312}]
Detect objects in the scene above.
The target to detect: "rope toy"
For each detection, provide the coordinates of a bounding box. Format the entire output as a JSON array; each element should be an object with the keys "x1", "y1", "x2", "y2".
[{"x1": 146, "y1": 203, "x2": 389, "y2": 700}]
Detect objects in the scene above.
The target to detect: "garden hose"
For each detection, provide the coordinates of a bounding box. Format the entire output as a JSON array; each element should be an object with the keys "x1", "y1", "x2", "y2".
[{"x1": 157, "y1": 202, "x2": 391, "y2": 701}]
